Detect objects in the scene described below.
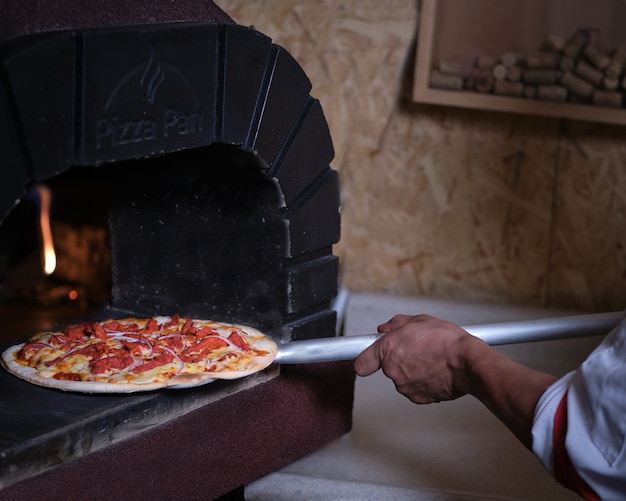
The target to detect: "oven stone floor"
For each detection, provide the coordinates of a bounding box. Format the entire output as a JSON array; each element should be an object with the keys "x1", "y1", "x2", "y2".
[{"x1": 245, "y1": 292, "x2": 602, "y2": 500}]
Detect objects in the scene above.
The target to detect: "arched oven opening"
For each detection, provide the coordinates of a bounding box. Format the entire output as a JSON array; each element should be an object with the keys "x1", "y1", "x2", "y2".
[{"x1": 1, "y1": 143, "x2": 289, "y2": 331}]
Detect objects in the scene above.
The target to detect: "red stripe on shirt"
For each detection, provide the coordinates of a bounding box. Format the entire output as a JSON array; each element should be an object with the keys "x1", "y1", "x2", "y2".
[{"x1": 552, "y1": 390, "x2": 600, "y2": 500}]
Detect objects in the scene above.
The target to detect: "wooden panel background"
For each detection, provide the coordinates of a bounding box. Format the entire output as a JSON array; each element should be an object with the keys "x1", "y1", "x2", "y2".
[{"x1": 215, "y1": 0, "x2": 626, "y2": 312}]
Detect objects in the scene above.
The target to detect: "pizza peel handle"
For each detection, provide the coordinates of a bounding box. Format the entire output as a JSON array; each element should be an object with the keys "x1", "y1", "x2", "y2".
[
  {"x1": 272, "y1": 311, "x2": 622, "y2": 365},
  {"x1": 462, "y1": 311, "x2": 622, "y2": 345},
  {"x1": 273, "y1": 334, "x2": 383, "y2": 364}
]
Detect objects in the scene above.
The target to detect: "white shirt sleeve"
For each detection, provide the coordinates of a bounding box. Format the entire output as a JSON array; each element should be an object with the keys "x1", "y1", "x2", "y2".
[{"x1": 532, "y1": 312, "x2": 626, "y2": 500}]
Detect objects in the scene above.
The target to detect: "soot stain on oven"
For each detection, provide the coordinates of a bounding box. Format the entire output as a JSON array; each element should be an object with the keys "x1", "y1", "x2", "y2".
[{"x1": 109, "y1": 143, "x2": 288, "y2": 335}]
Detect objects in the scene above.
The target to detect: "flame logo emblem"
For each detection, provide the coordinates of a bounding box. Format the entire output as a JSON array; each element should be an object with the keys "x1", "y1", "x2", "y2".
[
  {"x1": 140, "y1": 48, "x2": 165, "y2": 104},
  {"x1": 103, "y1": 46, "x2": 199, "y2": 111}
]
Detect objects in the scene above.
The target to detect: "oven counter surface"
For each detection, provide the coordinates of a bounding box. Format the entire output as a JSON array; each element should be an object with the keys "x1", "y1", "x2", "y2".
[{"x1": 0, "y1": 361, "x2": 279, "y2": 490}]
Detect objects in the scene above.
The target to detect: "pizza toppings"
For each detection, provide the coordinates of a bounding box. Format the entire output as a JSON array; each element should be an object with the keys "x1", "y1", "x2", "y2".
[
  {"x1": 228, "y1": 331, "x2": 252, "y2": 351},
  {"x1": 2, "y1": 315, "x2": 278, "y2": 392}
]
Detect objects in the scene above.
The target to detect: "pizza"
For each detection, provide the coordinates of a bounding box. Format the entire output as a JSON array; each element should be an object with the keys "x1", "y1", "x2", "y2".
[{"x1": 1, "y1": 314, "x2": 278, "y2": 393}]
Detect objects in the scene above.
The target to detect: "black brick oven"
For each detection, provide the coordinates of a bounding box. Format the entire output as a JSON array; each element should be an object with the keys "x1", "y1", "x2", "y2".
[{"x1": 0, "y1": 2, "x2": 353, "y2": 499}]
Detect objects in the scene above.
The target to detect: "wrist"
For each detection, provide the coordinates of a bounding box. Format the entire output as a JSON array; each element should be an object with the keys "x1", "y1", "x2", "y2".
[
  {"x1": 456, "y1": 334, "x2": 495, "y2": 397},
  {"x1": 459, "y1": 334, "x2": 558, "y2": 448}
]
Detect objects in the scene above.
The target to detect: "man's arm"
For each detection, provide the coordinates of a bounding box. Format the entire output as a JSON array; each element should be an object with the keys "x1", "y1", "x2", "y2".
[{"x1": 353, "y1": 314, "x2": 558, "y2": 449}]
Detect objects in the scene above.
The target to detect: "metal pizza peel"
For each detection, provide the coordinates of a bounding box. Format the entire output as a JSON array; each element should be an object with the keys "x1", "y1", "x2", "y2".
[{"x1": 272, "y1": 311, "x2": 623, "y2": 364}]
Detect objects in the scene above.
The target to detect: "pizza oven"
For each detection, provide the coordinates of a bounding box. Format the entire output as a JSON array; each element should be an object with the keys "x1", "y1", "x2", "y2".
[{"x1": 0, "y1": 2, "x2": 353, "y2": 499}]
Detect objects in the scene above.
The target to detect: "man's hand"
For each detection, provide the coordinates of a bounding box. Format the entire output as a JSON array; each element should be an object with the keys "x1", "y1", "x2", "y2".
[
  {"x1": 353, "y1": 313, "x2": 558, "y2": 448},
  {"x1": 354, "y1": 314, "x2": 486, "y2": 404}
]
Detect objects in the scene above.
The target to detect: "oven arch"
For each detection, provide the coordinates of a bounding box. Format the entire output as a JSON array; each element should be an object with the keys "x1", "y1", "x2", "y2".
[{"x1": 1, "y1": 23, "x2": 340, "y2": 342}]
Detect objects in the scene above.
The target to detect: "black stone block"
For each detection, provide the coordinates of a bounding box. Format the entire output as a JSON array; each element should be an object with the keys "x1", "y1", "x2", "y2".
[
  {"x1": 219, "y1": 25, "x2": 272, "y2": 146},
  {"x1": 283, "y1": 309, "x2": 338, "y2": 341},
  {"x1": 273, "y1": 98, "x2": 334, "y2": 206},
  {"x1": 251, "y1": 47, "x2": 312, "y2": 168},
  {"x1": 0, "y1": 81, "x2": 27, "y2": 223},
  {"x1": 80, "y1": 24, "x2": 219, "y2": 164},
  {"x1": 3, "y1": 33, "x2": 76, "y2": 180},
  {"x1": 286, "y1": 169, "x2": 341, "y2": 257},
  {"x1": 286, "y1": 254, "x2": 339, "y2": 314}
]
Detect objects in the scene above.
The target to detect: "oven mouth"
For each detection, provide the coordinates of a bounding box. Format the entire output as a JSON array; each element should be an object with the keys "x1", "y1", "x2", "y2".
[{"x1": 1, "y1": 142, "x2": 284, "y2": 306}]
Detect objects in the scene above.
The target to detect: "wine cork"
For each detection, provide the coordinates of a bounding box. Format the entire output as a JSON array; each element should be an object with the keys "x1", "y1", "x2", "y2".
[
  {"x1": 500, "y1": 52, "x2": 523, "y2": 67},
  {"x1": 475, "y1": 54, "x2": 497, "y2": 70},
  {"x1": 523, "y1": 69, "x2": 559, "y2": 85},
  {"x1": 506, "y1": 66, "x2": 522, "y2": 82},
  {"x1": 472, "y1": 69, "x2": 494, "y2": 93},
  {"x1": 563, "y1": 31, "x2": 588, "y2": 58},
  {"x1": 494, "y1": 80, "x2": 523, "y2": 97},
  {"x1": 574, "y1": 61, "x2": 603, "y2": 87},
  {"x1": 538, "y1": 85, "x2": 568, "y2": 102},
  {"x1": 541, "y1": 35, "x2": 565, "y2": 53},
  {"x1": 523, "y1": 85, "x2": 538, "y2": 99},
  {"x1": 438, "y1": 60, "x2": 467, "y2": 77},
  {"x1": 605, "y1": 46, "x2": 625, "y2": 80},
  {"x1": 561, "y1": 72, "x2": 594, "y2": 98},
  {"x1": 526, "y1": 51, "x2": 557, "y2": 68},
  {"x1": 492, "y1": 64, "x2": 508, "y2": 80},
  {"x1": 429, "y1": 71, "x2": 464, "y2": 90},
  {"x1": 603, "y1": 77, "x2": 619, "y2": 91},
  {"x1": 592, "y1": 90, "x2": 623, "y2": 108},
  {"x1": 558, "y1": 56, "x2": 575, "y2": 73},
  {"x1": 584, "y1": 45, "x2": 610, "y2": 70}
]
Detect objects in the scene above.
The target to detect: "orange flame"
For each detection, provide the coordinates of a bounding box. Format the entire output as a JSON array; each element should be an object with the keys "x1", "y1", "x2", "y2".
[{"x1": 35, "y1": 185, "x2": 56, "y2": 275}]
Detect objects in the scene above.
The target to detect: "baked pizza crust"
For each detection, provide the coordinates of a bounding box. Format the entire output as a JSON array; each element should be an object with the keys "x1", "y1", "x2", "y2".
[{"x1": 1, "y1": 321, "x2": 278, "y2": 394}]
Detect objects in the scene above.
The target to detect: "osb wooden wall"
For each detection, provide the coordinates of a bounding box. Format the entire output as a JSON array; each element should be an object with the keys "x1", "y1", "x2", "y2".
[{"x1": 215, "y1": 0, "x2": 626, "y2": 312}]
